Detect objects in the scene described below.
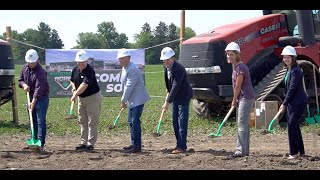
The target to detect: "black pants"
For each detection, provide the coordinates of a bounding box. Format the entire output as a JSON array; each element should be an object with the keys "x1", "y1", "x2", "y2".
[{"x1": 286, "y1": 103, "x2": 306, "y2": 155}]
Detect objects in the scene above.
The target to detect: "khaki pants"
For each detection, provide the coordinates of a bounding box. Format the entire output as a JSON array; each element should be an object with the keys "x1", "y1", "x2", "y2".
[{"x1": 78, "y1": 91, "x2": 102, "y2": 146}]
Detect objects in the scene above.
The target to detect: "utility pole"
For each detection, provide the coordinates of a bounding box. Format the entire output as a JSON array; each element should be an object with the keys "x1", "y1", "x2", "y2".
[
  {"x1": 6, "y1": 26, "x2": 19, "y2": 125},
  {"x1": 180, "y1": 10, "x2": 185, "y2": 49}
]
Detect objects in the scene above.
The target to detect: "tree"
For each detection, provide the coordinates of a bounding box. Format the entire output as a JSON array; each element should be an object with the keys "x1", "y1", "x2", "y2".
[
  {"x1": 149, "y1": 21, "x2": 169, "y2": 64},
  {"x1": 167, "y1": 23, "x2": 180, "y2": 59},
  {"x1": 97, "y1": 21, "x2": 128, "y2": 49},
  {"x1": 134, "y1": 23, "x2": 154, "y2": 48},
  {"x1": 176, "y1": 27, "x2": 196, "y2": 40},
  {"x1": 74, "y1": 32, "x2": 109, "y2": 49},
  {"x1": 49, "y1": 29, "x2": 64, "y2": 49},
  {"x1": 133, "y1": 23, "x2": 156, "y2": 64},
  {"x1": 1, "y1": 22, "x2": 64, "y2": 63},
  {"x1": 153, "y1": 21, "x2": 168, "y2": 45},
  {"x1": 36, "y1": 22, "x2": 64, "y2": 61}
]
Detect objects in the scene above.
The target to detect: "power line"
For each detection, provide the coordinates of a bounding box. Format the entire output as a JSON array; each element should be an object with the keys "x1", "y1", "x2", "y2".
[
  {"x1": 145, "y1": 38, "x2": 182, "y2": 50},
  {"x1": 11, "y1": 39, "x2": 46, "y2": 50},
  {"x1": 1, "y1": 37, "x2": 182, "y2": 56}
]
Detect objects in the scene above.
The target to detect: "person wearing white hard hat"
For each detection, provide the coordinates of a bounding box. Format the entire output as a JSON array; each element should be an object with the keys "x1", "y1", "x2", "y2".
[
  {"x1": 160, "y1": 47, "x2": 193, "y2": 154},
  {"x1": 70, "y1": 50, "x2": 102, "y2": 151},
  {"x1": 117, "y1": 48, "x2": 150, "y2": 153},
  {"x1": 225, "y1": 42, "x2": 255, "y2": 158},
  {"x1": 279, "y1": 45, "x2": 307, "y2": 160},
  {"x1": 18, "y1": 49, "x2": 49, "y2": 151}
]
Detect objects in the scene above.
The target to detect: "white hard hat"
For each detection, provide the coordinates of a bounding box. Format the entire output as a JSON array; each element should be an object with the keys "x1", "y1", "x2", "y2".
[
  {"x1": 225, "y1": 42, "x2": 240, "y2": 53},
  {"x1": 281, "y1": 46, "x2": 297, "y2": 57},
  {"x1": 160, "y1": 47, "x2": 175, "y2": 60},
  {"x1": 75, "y1": 50, "x2": 89, "y2": 62},
  {"x1": 117, "y1": 49, "x2": 131, "y2": 59},
  {"x1": 25, "y1": 49, "x2": 39, "y2": 63}
]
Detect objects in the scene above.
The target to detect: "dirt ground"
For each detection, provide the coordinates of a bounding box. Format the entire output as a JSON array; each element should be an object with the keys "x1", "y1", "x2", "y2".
[{"x1": 0, "y1": 132, "x2": 320, "y2": 170}]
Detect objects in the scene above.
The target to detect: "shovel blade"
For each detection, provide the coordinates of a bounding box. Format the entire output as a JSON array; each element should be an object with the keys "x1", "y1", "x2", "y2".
[
  {"x1": 152, "y1": 132, "x2": 161, "y2": 138},
  {"x1": 65, "y1": 114, "x2": 77, "y2": 120},
  {"x1": 27, "y1": 138, "x2": 42, "y2": 149},
  {"x1": 213, "y1": 133, "x2": 221, "y2": 137},
  {"x1": 208, "y1": 132, "x2": 221, "y2": 137},
  {"x1": 306, "y1": 117, "x2": 316, "y2": 125},
  {"x1": 314, "y1": 116, "x2": 320, "y2": 124}
]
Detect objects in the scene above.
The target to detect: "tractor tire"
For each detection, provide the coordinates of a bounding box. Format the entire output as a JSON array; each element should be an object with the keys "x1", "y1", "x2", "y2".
[{"x1": 192, "y1": 99, "x2": 211, "y2": 119}]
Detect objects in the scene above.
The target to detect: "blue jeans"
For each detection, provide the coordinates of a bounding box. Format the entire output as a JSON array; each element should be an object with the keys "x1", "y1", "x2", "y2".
[
  {"x1": 172, "y1": 101, "x2": 190, "y2": 150},
  {"x1": 127, "y1": 104, "x2": 144, "y2": 148},
  {"x1": 27, "y1": 95, "x2": 49, "y2": 147}
]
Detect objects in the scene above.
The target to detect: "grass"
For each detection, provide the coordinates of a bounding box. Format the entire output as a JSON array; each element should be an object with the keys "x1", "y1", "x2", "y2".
[{"x1": 0, "y1": 64, "x2": 319, "y2": 137}]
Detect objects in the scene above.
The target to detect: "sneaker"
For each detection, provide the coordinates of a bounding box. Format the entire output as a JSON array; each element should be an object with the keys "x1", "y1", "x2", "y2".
[
  {"x1": 228, "y1": 153, "x2": 244, "y2": 158},
  {"x1": 172, "y1": 148, "x2": 185, "y2": 154},
  {"x1": 287, "y1": 154, "x2": 299, "y2": 160},
  {"x1": 86, "y1": 145, "x2": 94, "y2": 151},
  {"x1": 75, "y1": 144, "x2": 87, "y2": 151},
  {"x1": 22, "y1": 146, "x2": 29, "y2": 150},
  {"x1": 123, "y1": 145, "x2": 134, "y2": 150}
]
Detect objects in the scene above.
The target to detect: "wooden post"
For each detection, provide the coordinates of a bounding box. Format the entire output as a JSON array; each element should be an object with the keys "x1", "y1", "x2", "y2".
[
  {"x1": 180, "y1": 10, "x2": 185, "y2": 49},
  {"x1": 6, "y1": 26, "x2": 19, "y2": 125}
]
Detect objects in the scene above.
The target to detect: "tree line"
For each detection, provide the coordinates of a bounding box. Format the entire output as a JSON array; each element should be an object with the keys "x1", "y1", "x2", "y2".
[{"x1": 0, "y1": 21, "x2": 196, "y2": 64}]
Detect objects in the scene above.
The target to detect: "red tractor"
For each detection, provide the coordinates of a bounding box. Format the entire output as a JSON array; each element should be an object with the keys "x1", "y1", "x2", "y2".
[{"x1": 179, "y1": 10, "x2": 320, "y2": 122}]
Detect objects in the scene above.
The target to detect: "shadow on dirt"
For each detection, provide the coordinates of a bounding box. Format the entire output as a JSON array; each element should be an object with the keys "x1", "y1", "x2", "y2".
[
  {"x1": 0, "y1": 150, "x2": 53, "y2": 159},
  {"x1": 195, "y1": 149, "x2": 233, "y2": 156},
  {"x1": 54, "y1": 148, "x2": 152, "y2": 156}
]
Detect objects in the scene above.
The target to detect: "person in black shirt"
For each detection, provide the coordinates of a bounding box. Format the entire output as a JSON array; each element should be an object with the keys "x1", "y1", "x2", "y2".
[{"x1": 70, "y1": 50, "x2": 102, "y2": 151}]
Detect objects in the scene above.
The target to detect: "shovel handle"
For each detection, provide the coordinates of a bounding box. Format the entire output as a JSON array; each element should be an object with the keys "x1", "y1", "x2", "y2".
[
  {"x1": 26, "y1": 92, "x2": 35, "y2": 136},
  {"x1": 273, "y1": 110, "x2": 282, "y2": 120},
  {"x1": 267, "y1": 110, "x2": 282, "y2": 132},
  {"x1": 159, "y1": 109, "x2": 165, "y2": 121},
  {"x1": 118, "y1": 108, "x2": 124, "y2": 116},
  {"x1": 156, "y1": 109, "x2": 166, "y2": 134},
  {"x1": 26, "y1": 92, "x2": 32, "y2": 116},
  {"x1": 112, "y1": 108, "x2": 124, "y2": 126},
  {"x1": 312, "y1": 65, "x2": 319, "y2": 112},
  {"x1": 209, "y1": 106, "x2": 235, "y2": 137},
  {"x1": 222, "y1": 106, "x2": 235, "y2": 124},
  {"x1": 69, "y1": 101, "x2": 75, "y2": 115}
]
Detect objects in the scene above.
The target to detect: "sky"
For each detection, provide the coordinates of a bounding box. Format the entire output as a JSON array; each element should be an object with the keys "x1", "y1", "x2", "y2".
[{"x1": 0, "y1": 10, "x2": 262, "y2": 49}]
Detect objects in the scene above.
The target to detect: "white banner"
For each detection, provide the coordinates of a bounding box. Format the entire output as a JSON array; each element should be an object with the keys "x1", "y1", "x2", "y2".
[{"x1": 45, "y1": 49, "x2": 145, "y2": 98}]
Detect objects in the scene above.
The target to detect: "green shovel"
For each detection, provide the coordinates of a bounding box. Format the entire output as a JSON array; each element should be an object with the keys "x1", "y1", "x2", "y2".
[
  {"x1": 267, "y1": 110, "x2": 283, "y2": 133},
  {"x1": 302, "y1": 73, "x2": 316, "y2": 124},
  {"x1": 26, "y1": 92, "x2": 42, "y2": 149},
  {"x1": 312, "y1": 65, "x2": 320, "y2": 123},
  {"x1": 208, "y1": 106, "x2": 235, "y2": 137},
  {"x1": 108, "y1": 108, "x2": 124, "y2": 129},
  {"x1": 153, "y1": 109, "x2": 166, "y2": 137}
]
